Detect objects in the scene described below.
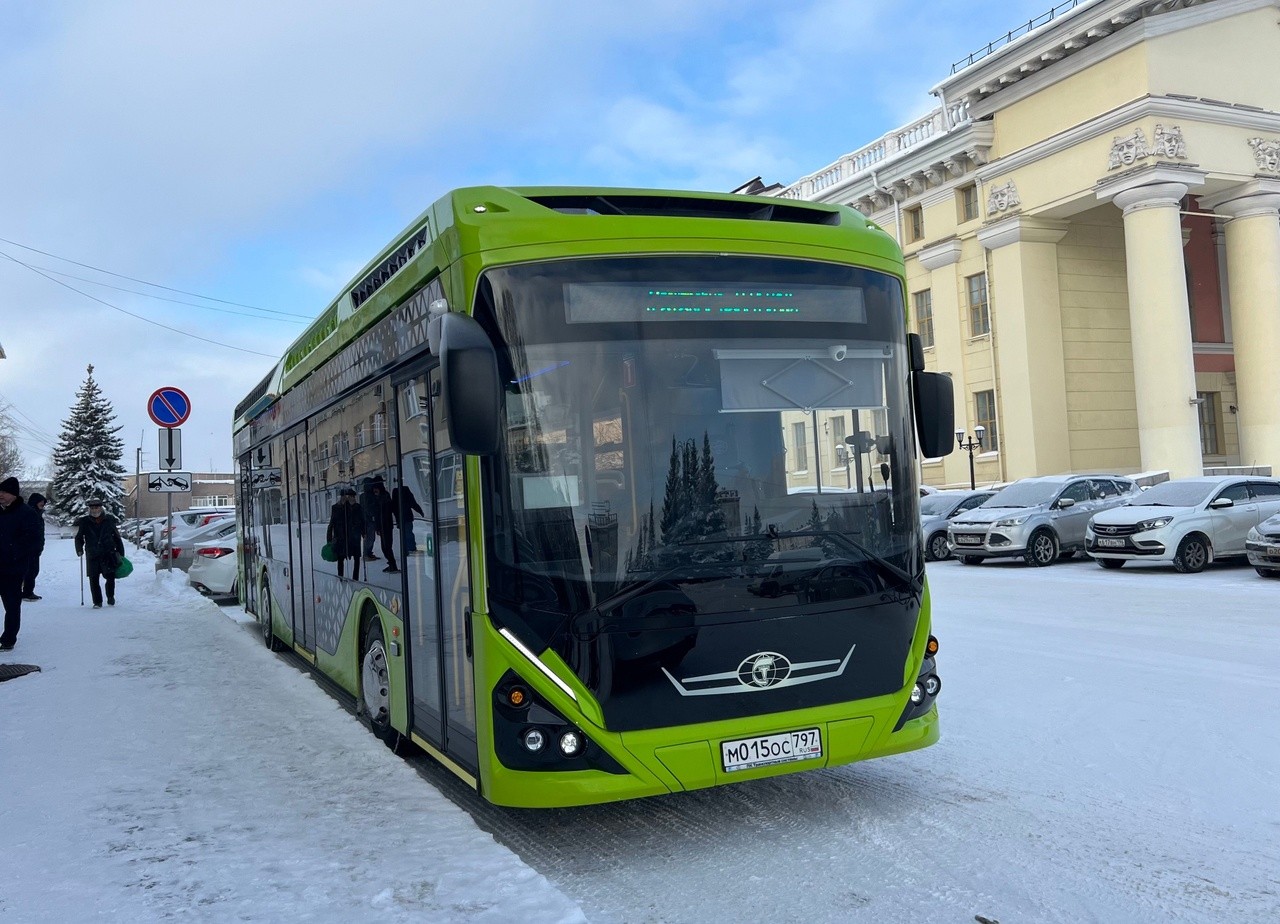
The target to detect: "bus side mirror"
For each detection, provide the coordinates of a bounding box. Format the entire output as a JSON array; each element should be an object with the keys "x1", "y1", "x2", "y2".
[
  {"x1": 913, "y1": 370, "x2": 955, "y2": 459},
  {"x1": 430, "y1": 311, "x2": 501, "y2": 455}
]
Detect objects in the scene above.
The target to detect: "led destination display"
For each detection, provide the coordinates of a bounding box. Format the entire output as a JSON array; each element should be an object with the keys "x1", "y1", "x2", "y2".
[{"x1": 565, "y1": 282, "x2": 867, "y2": 324}]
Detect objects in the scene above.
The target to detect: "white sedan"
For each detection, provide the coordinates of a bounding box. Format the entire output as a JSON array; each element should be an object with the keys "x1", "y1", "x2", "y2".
[
  {"x1": 1086, "y1": 475, "x2": 1280, "y2": 572},
  {"x1": 187, "y1": 537, "x2": 239, "y2": 598}
]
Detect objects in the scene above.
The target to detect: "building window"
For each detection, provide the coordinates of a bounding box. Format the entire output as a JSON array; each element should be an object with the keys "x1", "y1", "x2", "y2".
[
  {"x1": 967, "y1": 273, "x2": 990, "y2": 336},
  {"x1": 906, "y1": 206, "x2": 924, "y2": 242},
  {"x1": 791, "y1": 421, "x2": 808, "y2": 471},
  {"x1": 913, "y1": 289, "x2": 934, "y2": 349},
  {"x1": 975, "y1": 390, "x2": 999, "y2": 452},
  {"x1": 829, "y1": 415, "x2": 847, "y2": 468},
  {"x1": 1198, "y1": 392, "x2": 1222, "y2": 455},
  {"x1": 958, "y1": 184, "x2": 979, "y2": 223}
]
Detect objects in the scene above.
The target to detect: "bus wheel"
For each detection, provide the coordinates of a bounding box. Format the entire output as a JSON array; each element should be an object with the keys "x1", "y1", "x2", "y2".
[
  {"x1": 260, "y1": 579, "x2": 282, "y2": 651},
  {"x1": 361, "y1": 620, "x2": 408, "y2": 754}
]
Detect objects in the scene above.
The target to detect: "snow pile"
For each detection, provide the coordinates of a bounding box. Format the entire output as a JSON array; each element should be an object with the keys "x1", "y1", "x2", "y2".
[{"x1": 0, "y1": 537, "x2": 585, "y2": 924}]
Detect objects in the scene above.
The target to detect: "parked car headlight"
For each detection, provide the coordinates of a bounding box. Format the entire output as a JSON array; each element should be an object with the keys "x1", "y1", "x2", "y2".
[
  {"x1": 1135, "y1": 517, "x2": 1173, "y2": 532},
  {"x1": 1247, "y1": 526, "x2": 1261, "y2": 541},
  {"x1": 994, "y1": 515, "x2": 1030, "y2": 527}
]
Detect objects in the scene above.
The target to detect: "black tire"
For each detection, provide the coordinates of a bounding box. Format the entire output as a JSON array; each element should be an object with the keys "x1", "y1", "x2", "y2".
[
  {"x1": 959, "y1": 555, "x2": 982, "y2": 565},
  {"x1": 926, "y1": 531, "x2": 952, "y2": 562},
  {"x1": 1025, "y1": 529, "x2": 1059, "y2": 567},
  {"x1": 1097, "y1": 558, "x2": 1125, "y2": 570},
  {"x1": 361, "y1": 618, "x2": 409, "y2": 754},
  {"x1": 1173, "y1": 535, "x2": 1210, "y2": 574},
  {"x1": 1255, "y1": 568, "x2": 1280, "y2": 579},
  {"x1": 260, "y1": 579, "x2": 283, "y2": 651}
]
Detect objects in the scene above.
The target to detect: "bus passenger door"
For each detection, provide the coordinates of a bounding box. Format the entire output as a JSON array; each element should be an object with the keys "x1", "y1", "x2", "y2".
[
  {"x1": 396, "y1": 372, "x2": 445, "y2": 750},
  {"x1": 288, "y1": 431, "x2": 315, "y2": 653}
]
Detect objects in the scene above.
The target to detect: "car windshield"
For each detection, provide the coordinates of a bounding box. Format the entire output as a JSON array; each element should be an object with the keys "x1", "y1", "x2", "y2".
[
  {"x1": 477, "y1": 254, "x2": 921, "y2": 646},
  {"x1": 919, "y1": 494, "x2": 961, "y2": 516},
  {"x1": 1129, "y1": 481, "x2": 1217, "y2": 507},
  {"x1": 982, "y1": 480, "x2": 1062, "y2": 508}
]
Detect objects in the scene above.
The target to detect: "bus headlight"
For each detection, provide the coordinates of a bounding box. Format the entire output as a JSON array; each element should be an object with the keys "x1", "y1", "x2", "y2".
[
  {"x1": 559, "y1": 731, "x2": 583, "y2": 757},
  {"x1": 924, "y1": 674, "x2": 941, "y2": 696},
  {"x1": 522, "y1": 728, "x2": 546, "y2": 753},
  {"x1": 910, "y1": 682, "x2": 925, "y2": 705}
]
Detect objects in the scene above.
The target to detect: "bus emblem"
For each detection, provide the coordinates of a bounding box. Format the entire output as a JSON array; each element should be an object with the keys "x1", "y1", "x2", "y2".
[{"x1": 738, "y1": 652, "x2": 791, "y2": 688}]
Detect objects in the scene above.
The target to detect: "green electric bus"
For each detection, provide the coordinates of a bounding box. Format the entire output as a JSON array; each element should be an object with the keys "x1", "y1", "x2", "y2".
[{"x1": 232, "y1": 186, "x2": 955, "y2": 808}]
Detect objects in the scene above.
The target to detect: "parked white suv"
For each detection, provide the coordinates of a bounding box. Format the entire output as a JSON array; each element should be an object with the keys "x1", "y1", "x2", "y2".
[
  {"x1": 948, "y1": 474, "x2": 1140, "y2": 566},
  {"x1": 1087, "y1": 476, "x2": 1280, "y2": 572}
]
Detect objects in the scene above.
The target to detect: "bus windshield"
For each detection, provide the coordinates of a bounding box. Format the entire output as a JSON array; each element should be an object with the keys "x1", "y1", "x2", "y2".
[{"x1": 477, "y1": 255, "x2": 921, "y2": 646}]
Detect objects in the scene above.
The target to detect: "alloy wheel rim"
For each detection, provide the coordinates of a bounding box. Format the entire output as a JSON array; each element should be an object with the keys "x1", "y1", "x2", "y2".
[{"x1": 362, "y1": 641, "x2": 390, "y2": 721}]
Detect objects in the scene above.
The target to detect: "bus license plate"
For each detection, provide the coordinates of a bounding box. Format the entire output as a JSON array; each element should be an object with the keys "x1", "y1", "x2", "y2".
[
  {"x1": 722, "y1": 728, "x2": 822, "y2": 773},
  {"x1": 1097, "y1": 537, "x2": 1126, "y2": 548}
]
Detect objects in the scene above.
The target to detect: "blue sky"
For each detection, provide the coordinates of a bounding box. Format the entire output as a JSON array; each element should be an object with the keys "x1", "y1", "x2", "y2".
[{"x1": 0, "y1": 0, "x2": 1055, "y2": 480}]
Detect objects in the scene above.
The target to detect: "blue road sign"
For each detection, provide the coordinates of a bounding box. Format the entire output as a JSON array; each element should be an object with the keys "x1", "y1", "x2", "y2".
[{"x1": 148, "y1": 387, "x2": 191, "y2": 428}]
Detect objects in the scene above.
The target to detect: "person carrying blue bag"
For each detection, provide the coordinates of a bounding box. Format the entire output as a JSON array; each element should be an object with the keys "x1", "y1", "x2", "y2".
[{"x1": 75, "y1": 498, "x2": 125, "y2": 608}]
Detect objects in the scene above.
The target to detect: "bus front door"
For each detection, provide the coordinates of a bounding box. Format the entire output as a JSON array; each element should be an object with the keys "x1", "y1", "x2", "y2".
[{"x1": 395, "y1": 367, "x2": 478, "y2": 775}]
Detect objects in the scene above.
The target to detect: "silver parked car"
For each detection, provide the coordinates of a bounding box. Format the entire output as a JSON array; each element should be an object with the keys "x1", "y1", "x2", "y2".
[
  {"x1": 919, "y1": 489, "x2": 997, "y2": 561},
  {"x1": 1246, "y1": 511, "x2": 1280, "y2": 578},
  {"x1": 1087, "y1": 476, "x2": 1280, "y2": 572},
  {"x1": 947, "y1": 474, "x2": 1140, "y2": 566}
]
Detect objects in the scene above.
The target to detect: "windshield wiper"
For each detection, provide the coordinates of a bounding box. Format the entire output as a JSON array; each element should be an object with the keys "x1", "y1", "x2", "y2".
[
  {"x1": 568, "y1": 562, "x2": 728, "y2": 637},
  {"x1": 680, "y1": 530, "x2": 922, "y2": 596}
]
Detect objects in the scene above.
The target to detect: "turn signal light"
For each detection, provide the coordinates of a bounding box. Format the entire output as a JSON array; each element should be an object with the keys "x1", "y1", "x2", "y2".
[
  {"x1": 507, "y1": 686, "x2": 529, "y2": 708},
  {"x1": 926, "y1": 635, "x2": 939, "y2": 656}
]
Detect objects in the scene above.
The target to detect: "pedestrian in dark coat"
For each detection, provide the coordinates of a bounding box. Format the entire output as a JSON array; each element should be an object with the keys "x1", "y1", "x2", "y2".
[
  {"x1": 327, "y1": 487, "x2": 366, "y2": 580},
  {"x1": 392, "y1": 484, "x2": 424, "y2": 554},
  {"x1": 74, "y1": 499, "x2": 125, "y2": 608},
  {"x1": 358, "y1": 477, "x2": 379, "y2": 560},
  {"x1": 370, "y1": 477, "x2": 399, "y2": 573},
  {"x1": 1, "y1": 476, "x2": 43, "y2": 650},
  {"x1": 22, "y1": 491, "x2": 48, "y2": 601}
]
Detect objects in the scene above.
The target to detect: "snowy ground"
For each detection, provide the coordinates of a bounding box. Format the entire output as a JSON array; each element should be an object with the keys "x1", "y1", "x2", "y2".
[
  {"x1": 3, "y1": 535, "x2": 1278, "y2": 923},
  {"x1": 0, "y1": 535, "x2": 584, "y2": 924}
]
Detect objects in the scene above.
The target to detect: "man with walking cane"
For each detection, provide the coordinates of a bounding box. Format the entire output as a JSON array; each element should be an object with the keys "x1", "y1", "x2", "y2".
[
  {"x1": 0, "y1": 476, "x2": 41, "y2": 651},
  {"x1": 75, "y1": 498, "x2": 124, "y2": 609}
]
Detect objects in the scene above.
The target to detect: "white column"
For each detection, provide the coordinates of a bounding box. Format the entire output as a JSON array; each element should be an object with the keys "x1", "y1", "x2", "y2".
[
  {"x1": 1211, "y1": 189, "x2": 1280, "y2": 472},
  {"x1": 1111, "y1": 182, "x2": 1203, "y2": 478}
]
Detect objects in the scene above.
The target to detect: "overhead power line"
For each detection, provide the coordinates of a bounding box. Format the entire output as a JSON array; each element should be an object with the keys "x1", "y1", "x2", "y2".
[
  {"x1": 0, "y1": 235, "x2": 314, "y2": 318},
  {"x1": 0, "y1": 248, "x2": 280, "y2": 358}
]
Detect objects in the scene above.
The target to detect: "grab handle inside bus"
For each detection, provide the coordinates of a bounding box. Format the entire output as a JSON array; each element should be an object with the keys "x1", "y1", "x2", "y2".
[{"x1": 430, "y1": 311, "x2": 502, "y2": 455}]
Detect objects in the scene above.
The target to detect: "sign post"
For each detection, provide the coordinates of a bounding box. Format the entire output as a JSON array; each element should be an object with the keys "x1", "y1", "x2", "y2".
[{"x1": 147, "y1": 387, "x2": 192, "y2": 572}]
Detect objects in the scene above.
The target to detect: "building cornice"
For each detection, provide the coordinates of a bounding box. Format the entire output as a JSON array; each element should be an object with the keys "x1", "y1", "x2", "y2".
[
  {"x1": 977, "y1": 216, "x2": 1070, "y2": 250},
  {"x1": 1095, "y1": 164, "x2": 1209, "y2": 203},
  {"x1": 935, "y1": 0, "x2": 1274, "y2": 114},
  {"x1": 1197, "y1": 177, "x2": 1280, "y2": 211},
  {"x1": 977, "y1": 95, "x2": 1280, "y2": 183},
  {"x1": 918, "y1": 238, "x2": 965, "y2": 269}
]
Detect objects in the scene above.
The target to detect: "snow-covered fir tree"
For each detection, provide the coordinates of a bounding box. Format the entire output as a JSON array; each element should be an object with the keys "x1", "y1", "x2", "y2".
[{"x1": 50, "y1": 364, "x2": 127, "y2": 521}]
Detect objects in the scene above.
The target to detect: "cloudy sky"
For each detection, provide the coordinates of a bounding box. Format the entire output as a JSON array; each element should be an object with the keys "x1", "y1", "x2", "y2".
[{"x1": 0, "y1": 0, "x2": 1053, "y2": 480}]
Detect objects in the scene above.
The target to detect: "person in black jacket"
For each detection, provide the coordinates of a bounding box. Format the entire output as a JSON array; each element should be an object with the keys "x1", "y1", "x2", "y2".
[
  {"x1": 22, "y1": 491, "x2": 48, "y2": 601},
  {"x1": 1, "y1": 476, "x2": 42, "y2": 650},
  {"x1": 370, "y1": 477, "x2": 399, "y2": 573},
  {"x1": 75, "y1": 498, "x2": 125, "y2": 608},
  {"x1": 327, "y1": 487, "x2": 366, "y2": 580}
]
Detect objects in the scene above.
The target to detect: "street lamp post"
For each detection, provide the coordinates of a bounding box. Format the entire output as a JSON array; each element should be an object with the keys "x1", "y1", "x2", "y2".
[{"x1": 956, "y1": 425, "x2": 986, "y2": 490}]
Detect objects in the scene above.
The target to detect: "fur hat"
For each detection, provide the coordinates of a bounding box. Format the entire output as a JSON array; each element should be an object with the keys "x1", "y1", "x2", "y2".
[
  {"x1": 87, "y1": 497, "x2": 105, "y2": 507},
  {"x1": 0, "y1": 476, "x2": 20, "y2": 496},
  {"x1": 27, "y1": 492, "x2": 47, "y2": 507}
]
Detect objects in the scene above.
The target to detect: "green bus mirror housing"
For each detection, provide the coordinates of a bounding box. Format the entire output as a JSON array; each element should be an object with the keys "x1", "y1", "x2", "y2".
[{"x1": 429, "y1": 311, "x2": 501, "y2": 455}]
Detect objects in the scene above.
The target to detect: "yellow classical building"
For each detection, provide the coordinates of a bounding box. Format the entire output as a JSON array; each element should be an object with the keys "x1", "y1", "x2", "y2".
[{"x1": 777, "y1": 0, "x2": 1280, "y2": 488}]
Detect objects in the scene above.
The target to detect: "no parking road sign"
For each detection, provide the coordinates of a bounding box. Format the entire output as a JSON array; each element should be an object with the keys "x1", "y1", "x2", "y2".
[{"x1": 148, "y1": 387, "x2": 191, "y2": 428}]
